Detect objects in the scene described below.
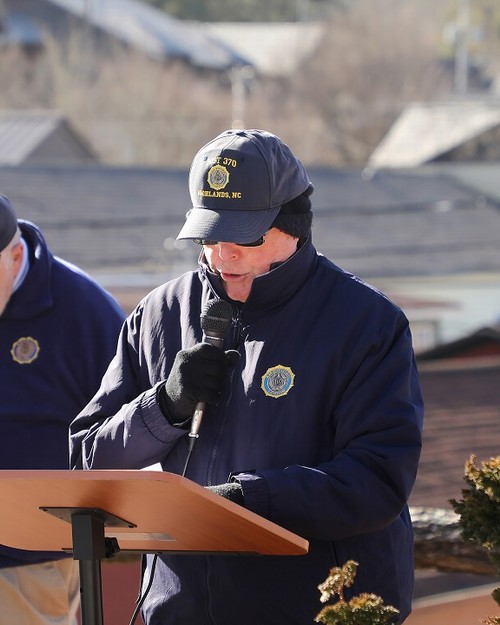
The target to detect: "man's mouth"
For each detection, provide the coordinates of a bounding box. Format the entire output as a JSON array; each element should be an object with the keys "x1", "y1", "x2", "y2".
[{"x1": 219, "y1": 271, "x2": 243, "y2": 281}]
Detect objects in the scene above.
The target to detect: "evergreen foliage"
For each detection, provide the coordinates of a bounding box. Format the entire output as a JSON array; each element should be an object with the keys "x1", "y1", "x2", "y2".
[
  {"x1": 315, "y1": 560, "x2": 399, "y2": 625},
  {"x1": 451, "y1": 455, "x2": 500, "y2": 624}
]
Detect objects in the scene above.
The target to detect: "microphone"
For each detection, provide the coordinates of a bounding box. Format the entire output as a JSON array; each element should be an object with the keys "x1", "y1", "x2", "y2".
[{"x1": 188, "y1": 299, "x2": 234, "y2": 442}]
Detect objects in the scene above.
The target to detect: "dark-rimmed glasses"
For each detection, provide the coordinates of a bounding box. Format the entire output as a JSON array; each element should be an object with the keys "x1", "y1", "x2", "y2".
[{"x1": 193, "y1": 233, "x2": 267, "y2": 248}]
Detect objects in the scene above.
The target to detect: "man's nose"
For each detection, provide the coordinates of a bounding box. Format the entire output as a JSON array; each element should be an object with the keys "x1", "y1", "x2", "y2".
[{"x1": 216, "y1": 243, "x2": 239, "y2": 260}]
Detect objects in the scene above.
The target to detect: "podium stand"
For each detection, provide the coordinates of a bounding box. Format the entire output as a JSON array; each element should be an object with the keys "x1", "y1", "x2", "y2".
[{"x1": 0, "y1": 470, "x2": 309, "y2": 625}]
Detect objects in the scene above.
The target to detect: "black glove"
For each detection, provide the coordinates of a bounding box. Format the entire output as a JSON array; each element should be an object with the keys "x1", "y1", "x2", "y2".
[
  {"x1": 206, "y1": 482, "x2": 245, "y2": 507},
  {"x1": 159, "y1": 343, "x2": 239, "y2": 425}
]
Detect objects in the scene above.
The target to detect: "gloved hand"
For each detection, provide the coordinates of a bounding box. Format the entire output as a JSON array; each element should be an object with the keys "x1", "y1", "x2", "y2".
[
  {"x1": 159, "y1": 343, "x2": 239, "y2": 425},
  {"x1": 206, "y1": 482, "x2": 245, "y2": 507}
]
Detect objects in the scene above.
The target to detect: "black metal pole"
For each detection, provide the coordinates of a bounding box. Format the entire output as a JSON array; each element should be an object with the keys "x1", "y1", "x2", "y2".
[
  {"x1": 78, "y1": 558, "x2": 104, "y2": 625},
  {"x1": 71, "y1": 512, "x2": 107, "y2": 625}
]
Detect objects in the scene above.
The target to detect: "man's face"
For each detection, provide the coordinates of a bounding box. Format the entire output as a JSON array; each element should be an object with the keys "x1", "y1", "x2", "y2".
[
  {"x1": 202, "y1": 227, "x2": 298, "y2": 302},
  {"x1": 0, "y1": 238, "x2": 23, "y2": 316}
]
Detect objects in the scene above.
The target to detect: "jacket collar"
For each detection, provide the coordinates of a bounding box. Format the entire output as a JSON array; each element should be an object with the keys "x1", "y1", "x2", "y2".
[
  {"x1": 3, "y1": 220, "x2": 53, "y2": 321},
  {"x1": 200, "y1": 236, "x2": 318, "y2": 312}
]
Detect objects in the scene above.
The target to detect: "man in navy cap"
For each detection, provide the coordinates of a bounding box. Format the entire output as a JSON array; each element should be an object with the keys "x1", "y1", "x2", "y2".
[
  {"x1": 70, "y1": 129, "x2": 423, "y2": 625},
  {"x1": 0, "y1": 195, "x2": 125, "y2": 625}
]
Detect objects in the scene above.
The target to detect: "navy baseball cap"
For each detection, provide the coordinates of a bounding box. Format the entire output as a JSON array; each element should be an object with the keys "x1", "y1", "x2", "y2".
[
  {"x1": 0, "y1": 195, "x2": 18, "y2": 252},
  {"x1": 177, "y1": 129, "x2": 311, "y2": 244}
]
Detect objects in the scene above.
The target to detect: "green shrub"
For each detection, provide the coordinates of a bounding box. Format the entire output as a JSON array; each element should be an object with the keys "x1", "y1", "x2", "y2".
[
  {"x1": 315, "y1": 560, "x2": 399, "y2": 625},
  {"x1": 451, "y1": 455, "x2": 500, "y2": 624}
]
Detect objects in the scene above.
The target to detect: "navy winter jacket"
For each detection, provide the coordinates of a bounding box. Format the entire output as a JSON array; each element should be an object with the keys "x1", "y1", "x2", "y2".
[
  {"x1": 70, "y1": 237, "x2": 423, "y2": 624},
  {"x1": 0, "y1": 220, "x2": 124, "y2": 568}
]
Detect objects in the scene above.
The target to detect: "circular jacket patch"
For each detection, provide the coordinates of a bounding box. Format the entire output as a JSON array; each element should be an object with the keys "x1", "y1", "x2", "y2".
[
  {"x1": 11, "y1": 336, "x2": 40, "y2": 364},
  {"x1": 261, "y1": 365, "x2": 295, "y2": 398}
]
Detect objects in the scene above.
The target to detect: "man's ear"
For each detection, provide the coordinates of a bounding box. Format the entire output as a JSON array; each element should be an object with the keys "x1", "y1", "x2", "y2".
[{"x1": 11, "y1": 240, "x2": 24, "y2": 265}]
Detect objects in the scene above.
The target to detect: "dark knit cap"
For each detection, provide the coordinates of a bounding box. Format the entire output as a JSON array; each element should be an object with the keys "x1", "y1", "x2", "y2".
[
  {"x1": 271, "y1": 183, "x2": 314, "y2": 240},
  {"x1": 0, "y1": 195, "x2": 18, "y2": 252}
]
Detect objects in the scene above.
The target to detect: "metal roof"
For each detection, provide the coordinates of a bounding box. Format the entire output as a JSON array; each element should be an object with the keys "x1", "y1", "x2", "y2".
[
  {"x1": 205, "y1": 22, "x2": 324, "y2": 77},
  {"x1": 417, "y1": 325, "x2": 500, "y2": 361},
  {"x1": 0, "y1": 163, "x2": 499, "y2": 283},
  {"x1": 421, "y1": 162, "x2": 500, "y2": 203},
  {"x1": 0, "y1": 110, "x2": 96, "y2": 165},
  {"x1": 368, "y1": 99, "x2": 500, "y2": 169},
  {"x1": 45, "y1": 0, "x2": 251, "y2": 70},
  {"x1": 2, "y1": 2, "x2": 324, "y2": 76}
]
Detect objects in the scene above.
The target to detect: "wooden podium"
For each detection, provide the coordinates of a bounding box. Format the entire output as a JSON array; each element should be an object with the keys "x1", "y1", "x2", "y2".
[{"x1": 0, "y1": 470, "x2": 309, "y2": 625}]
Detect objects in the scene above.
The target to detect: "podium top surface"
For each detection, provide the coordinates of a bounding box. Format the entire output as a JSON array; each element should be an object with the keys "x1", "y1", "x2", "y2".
[{"x1": 0, "y1": 470, "x2": 308, "y2": 556}]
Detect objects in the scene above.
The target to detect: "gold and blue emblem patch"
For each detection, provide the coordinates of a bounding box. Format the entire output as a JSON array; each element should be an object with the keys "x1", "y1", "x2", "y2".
[
  {"x1": 11, "y1": 336, "x2": 40, "y2": 364},
  {"x1": 207, "y1": 164, "x2": 230, "y2": 191},
  {"x1": 261, "y1": 364, "x2": 295, "y2": 398}
]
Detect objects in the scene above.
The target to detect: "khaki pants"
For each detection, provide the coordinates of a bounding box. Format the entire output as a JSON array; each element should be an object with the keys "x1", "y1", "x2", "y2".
[{"x1": 0, "y1": 559, "x2": 80, "y2": 625}]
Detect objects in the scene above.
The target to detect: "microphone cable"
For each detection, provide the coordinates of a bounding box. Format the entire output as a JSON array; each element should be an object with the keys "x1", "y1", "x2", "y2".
[
  {"x1": 128, "y1": 436, "x2": 194, "y2": 625},
  {"x1": 128, "y1": 434, "x2": 195, "y2": 625},
  {"x1": 128, "y1": 411, "x2": 193, "y2": 625},
  {"x1": 128, "y1": 552, "x2": 158, "y2": 625}
]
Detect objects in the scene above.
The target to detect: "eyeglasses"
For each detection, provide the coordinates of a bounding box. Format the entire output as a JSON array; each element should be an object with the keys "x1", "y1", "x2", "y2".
[{"x1": 193, "y1": 233, "x2": 267, "y2": 248}]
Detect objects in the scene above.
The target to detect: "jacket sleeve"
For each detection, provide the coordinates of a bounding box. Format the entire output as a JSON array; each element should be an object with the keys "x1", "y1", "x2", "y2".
[
  {"x1": 234, "y1": 314, "x2": 424, "y2": 542},
  {"x1": 69, "y1": 304, "x2": 186, "y2": 470}
]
